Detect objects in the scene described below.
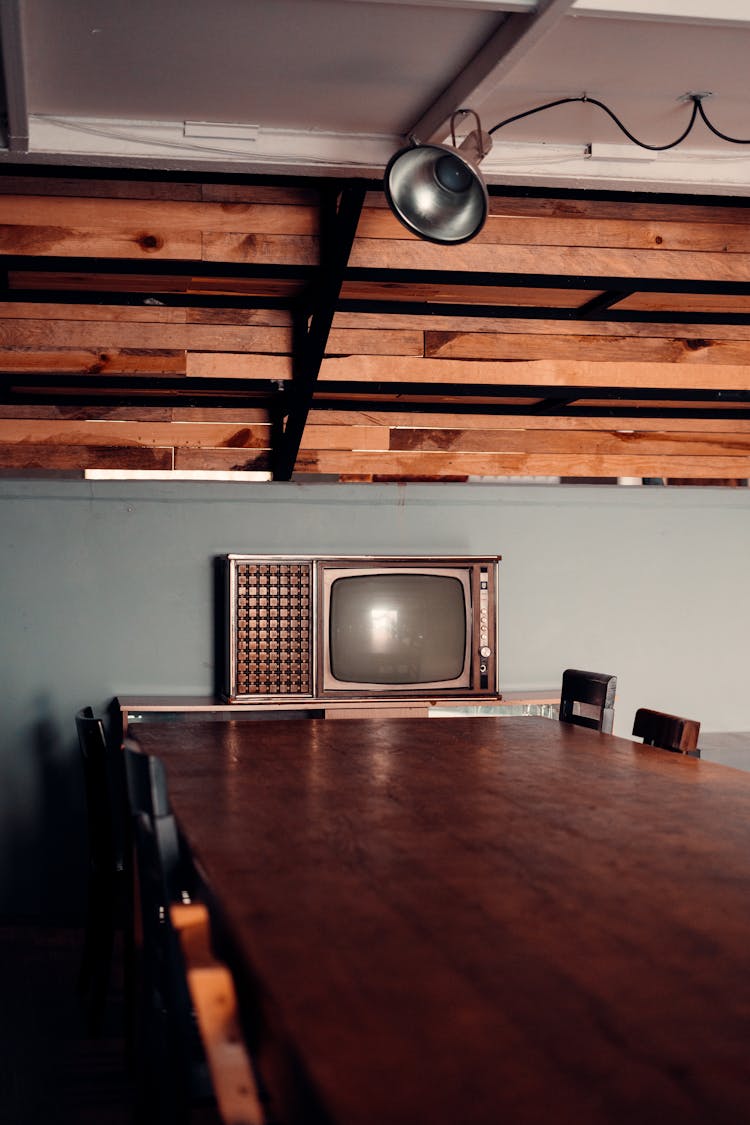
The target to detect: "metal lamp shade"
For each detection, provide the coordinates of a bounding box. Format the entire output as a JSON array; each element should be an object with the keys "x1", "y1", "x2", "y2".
[{"x1": 384, "y1": 141, "x2": 489, "y2": 245}]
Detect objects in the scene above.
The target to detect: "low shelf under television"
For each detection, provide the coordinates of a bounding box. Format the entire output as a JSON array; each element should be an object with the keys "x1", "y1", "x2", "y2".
[{"x1": 113, "y1": 691, "x2": 559, "y2": 733}]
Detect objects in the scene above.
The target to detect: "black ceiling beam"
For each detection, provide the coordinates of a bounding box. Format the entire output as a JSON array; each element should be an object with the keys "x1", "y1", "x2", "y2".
[
  {"x1": 0, "y1": 287, "x2": 295, "y2": 311},
  {"x1": 310, "y1": 381, "x2": 750, "y2": 404},
  {"x1": 527, "y1": 396, "x2": 579, "y2": 414},
  {"x1": 3, "y1": 373, "x2": 746, "y2": 407},
  {"x1": 272, "y1": 181, "x2": 367, "y2": 481},
  {"x1": 1, "y1": 285, "x2": 748, "y2": 326},
  {"x1": 0, "y1": 373, "x2": 281, "y2": 408},
  {"x1": 335, "y1": 298, "x2": 750, "y2": 326},
  {"x1": 342, "y1": 267, "x2": 750, "y2": 296},
  {"x1": 309, "y1": 398, "x2": 750, "y2": 420},
  {"x1": 5, "y1": 256, "x2": 750, "y2": 298},
  {"x1": 577, "y1": 290, "x2": 633, "y2": 319},
  {"x1": 4, "y1": 370, "x2": 750, "y2": 419}
]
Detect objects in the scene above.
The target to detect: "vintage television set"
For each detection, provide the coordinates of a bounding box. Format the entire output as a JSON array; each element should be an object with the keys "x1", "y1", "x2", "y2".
[{"x1": 220, "y1": 554, "x2": 500, "y2": 704}]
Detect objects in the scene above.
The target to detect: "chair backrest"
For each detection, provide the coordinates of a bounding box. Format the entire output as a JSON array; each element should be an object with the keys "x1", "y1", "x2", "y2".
[
  {"x1": 76, "y1": 706, "x2": 120, "y2": 872},
  {"x1": 559, "y1": 669, "x2": 617, "y2": 734},
  {"x1": 125, "y1": 743, "x2": 265, "y2": 1123},
  {"x1": 131, "y1": 809, "x2": 211, "y2": 1106},
  {"x1": 123, "y1": 737, "x2": 171, "y2": 819},
  {"x1": 632, "y1": 708, "x2": 701, "y2": 754},
  {"x1": 126, "y1": 748, "x2": 215, "y2": 1110},
  {"x1": 172, "y1": 902, "x2": 267, "y2": 1125},
  {"x1": 124, "y1": 739, "x2": 190, "y2": 904}
]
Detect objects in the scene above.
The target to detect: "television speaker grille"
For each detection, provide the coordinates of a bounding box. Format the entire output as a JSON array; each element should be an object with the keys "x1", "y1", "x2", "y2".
[{"x1": 234, "y1": 560, "x2": 312, "y2": 696}]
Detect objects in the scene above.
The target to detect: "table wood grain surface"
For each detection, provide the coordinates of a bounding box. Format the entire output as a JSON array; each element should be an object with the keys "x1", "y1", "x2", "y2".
[{"x1": 134, "y1": 716, "x2": 750, "y2": 1125}]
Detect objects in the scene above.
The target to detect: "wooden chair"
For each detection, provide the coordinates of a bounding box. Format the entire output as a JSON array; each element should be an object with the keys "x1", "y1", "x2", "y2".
[
  {"x1": 632, "y1": 708, "x2": 701, "y2": 756},
  {"x1": 75, "y1": 706, "x2": 126, "y2": 1032},
  {"x1": 173, "y1": 902, "x2": 266, "y2": 1125},
  {"x1": 559, "y1": 669, "x2": 617, "y2": 734},
  {"x1": 125, "y1": 739, "x2": 265, "y2": 1124}
]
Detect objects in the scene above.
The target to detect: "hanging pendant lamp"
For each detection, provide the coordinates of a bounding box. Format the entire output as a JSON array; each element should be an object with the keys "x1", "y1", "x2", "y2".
[{"x1": 384, "y1": 110, "x2": 492, "y2": 245}]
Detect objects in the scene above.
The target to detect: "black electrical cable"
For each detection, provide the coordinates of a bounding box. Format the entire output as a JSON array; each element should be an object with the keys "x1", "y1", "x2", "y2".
[
  {"x1": 695, "y1": 97, "x2": 750, "y2": 145},
  {"x1": 484, "y1": 93, "x2": 750, "y2": 152}
]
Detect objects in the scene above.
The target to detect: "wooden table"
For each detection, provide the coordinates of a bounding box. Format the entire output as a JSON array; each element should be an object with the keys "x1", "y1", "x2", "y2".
[{"x1": 134, "y1": 716, "x2": 750, "y2": 1125}]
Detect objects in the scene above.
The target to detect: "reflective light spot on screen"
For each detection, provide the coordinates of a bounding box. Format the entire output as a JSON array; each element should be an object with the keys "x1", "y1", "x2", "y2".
[{"x1": 369, "y1": 606, "x2": 398, "y2": 652}]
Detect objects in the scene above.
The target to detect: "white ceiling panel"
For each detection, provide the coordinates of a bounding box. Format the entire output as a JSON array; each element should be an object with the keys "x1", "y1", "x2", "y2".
[
  {"x1": 21, "y1": 0, "x2": 504, "y2": 134},
  {"x1": 1, "y1": 0, "x2": 749, "y2": 193}
]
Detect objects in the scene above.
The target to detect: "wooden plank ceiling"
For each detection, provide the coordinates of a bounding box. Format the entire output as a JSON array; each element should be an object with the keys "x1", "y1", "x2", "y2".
[{"x1": 1, "y1": 171, "x2": 749, "y2": 483}]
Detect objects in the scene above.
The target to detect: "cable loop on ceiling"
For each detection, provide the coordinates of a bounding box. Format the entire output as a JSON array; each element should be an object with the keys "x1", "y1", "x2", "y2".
[{"x1": 485, "y1": 94, "x2": 750, "y2": 152}]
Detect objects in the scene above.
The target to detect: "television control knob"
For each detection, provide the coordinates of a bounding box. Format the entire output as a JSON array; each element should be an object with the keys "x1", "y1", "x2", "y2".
[{"x1": 480, "y1": 646, "x2": 491, "y2": 658}]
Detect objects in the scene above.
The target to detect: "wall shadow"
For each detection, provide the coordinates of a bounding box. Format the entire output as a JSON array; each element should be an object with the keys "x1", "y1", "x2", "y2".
[{"x1": 2, "y1": 698, "x2": 88, "y2": 921}]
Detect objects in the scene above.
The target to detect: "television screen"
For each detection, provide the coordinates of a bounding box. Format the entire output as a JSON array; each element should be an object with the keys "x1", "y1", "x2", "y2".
[{"x1": 329, "y1": 573, "x2": 467, "y2": 685}]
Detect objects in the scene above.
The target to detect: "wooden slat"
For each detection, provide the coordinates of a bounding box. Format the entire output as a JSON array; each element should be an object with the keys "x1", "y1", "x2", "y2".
[
  {"x1": 347, "y1": 239, "x2": 750, "y2": 282},
  {"x1": 8, "y1": 271, "x2": 196, "y2": 294},
  {"x1": 0, "y1": 319, "x2": 291, "y2": 352},
  {"x1": 186, "y1": 308, "x2": 293, "y2": 328},
  {"x1": 0, "y1": 443, "x2": 172, "y2": 468},
  {"x1": 202, "y1": 232, "x2": 318, "y2": 266},
  {"x1": 315, "y1": 392, "x2": 543, "y2": 407},
  {"x1": 173, "y1": 448, "x2": 270, "y2": 471},
  {"x1": 326, "y1": 328, "x2": 423, "y2": 356},
  {"x1": 571, "y1": 398, "x2": 750, "y2": 410},
  {"x1": 334, "y1": 312, "x2": 750, "y2": 340},
  {"x1": 0, "y1": 177, "x2": 204, "y2": 200},
  {"x1": 483, "y1": 216, "x2": 750, "y2": 253},
  {"x1": 318, "y1": 354, "x2": 750, "y2": 390},
  {"x1": 308, "y1": 410, "x2": 750, "y2": 433},
  {"x1": 6, "y1": 272, "x2": 303, "y2": 299},
  {"x1": 0, "y1": 301, "x2": 190, "y2": 324},
  {"x1": 293, "y1": 449, "x2": 750, "y2": 478},
  {"x1": 0, "y1": 181, "x2": 316, "y2": 210},
  {"x1": 388, "y1": 428, "x2": 750, "y2": 456},
  {"x1": 0, "y1": 419, "x2": 273, "y2": 448},
  {"x1": 339, "y1": 281, "x2": 597, "y2": 307},
  {"x1": 424, "y1": 331, "x2": 750, "y2": 364},
  {"x1": 0, "y1": 195, "x2": 319, "y2": 235},
  {"x1": 0, "y1": 405, "x2": 271, "y2": 422},
  {"x1": 185, "y1": 277, "x2": 304, "y2": 297},
  {"x1": 485, "y1": 195, "x2": 750, "y2": 225},
  {"x1": 0, "y1": 224, "x2": 202, "y2": 259},
  {"x1": 616, "y1": 293, "x2": 750, "y2": 314},
  {"x1": 200, "y1": 183, "x2": 319, "y2": 206},
  {"x1": 185, "y1": 353, "x2": 289, "y2": 379},
  {"x1": 0, "y1": 302, "x2": 293, "y2": 328},
  {"x1": 300, "y1": 425, "x2": 386, "y2": 451},
  {"x1": 0, "y1": 348, "x2": 186, "y2": 374},
  {"x1": 170, "y1": 407, "x2": 270, "y2": 422},
  {"x1": 0, "y1": 404, "x2": 174, "y2": 421},
  {"x1": 357, "y1": 208, "x2": 750, "y2": 253}
]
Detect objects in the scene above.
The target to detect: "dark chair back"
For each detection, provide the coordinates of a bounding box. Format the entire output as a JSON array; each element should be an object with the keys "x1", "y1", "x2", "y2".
[
  {"x1": 559, "y1": 669, "x2": 617, "y2": 734},
  {"x1": 75, "y1": 706, "x2": 132, "y2": 1034},
  {"x1": 124, "y1": 737, "x2": 171, "y2": 819},
  {"x1": 124, "y1": 738, "x2": 193, "y2": 905},
  {"x1": 124, "y1": 741, "x2": 211, "y2": 1116},
  {"x1": 125, "y1": 743, "x2": 266, "y2": 1123},
  {"x1": 632, "y1": 708, "x2": 701, "y2": 755},
  {"x1": 76, "y1": 707, "x2": 117, "y2": 873}
]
